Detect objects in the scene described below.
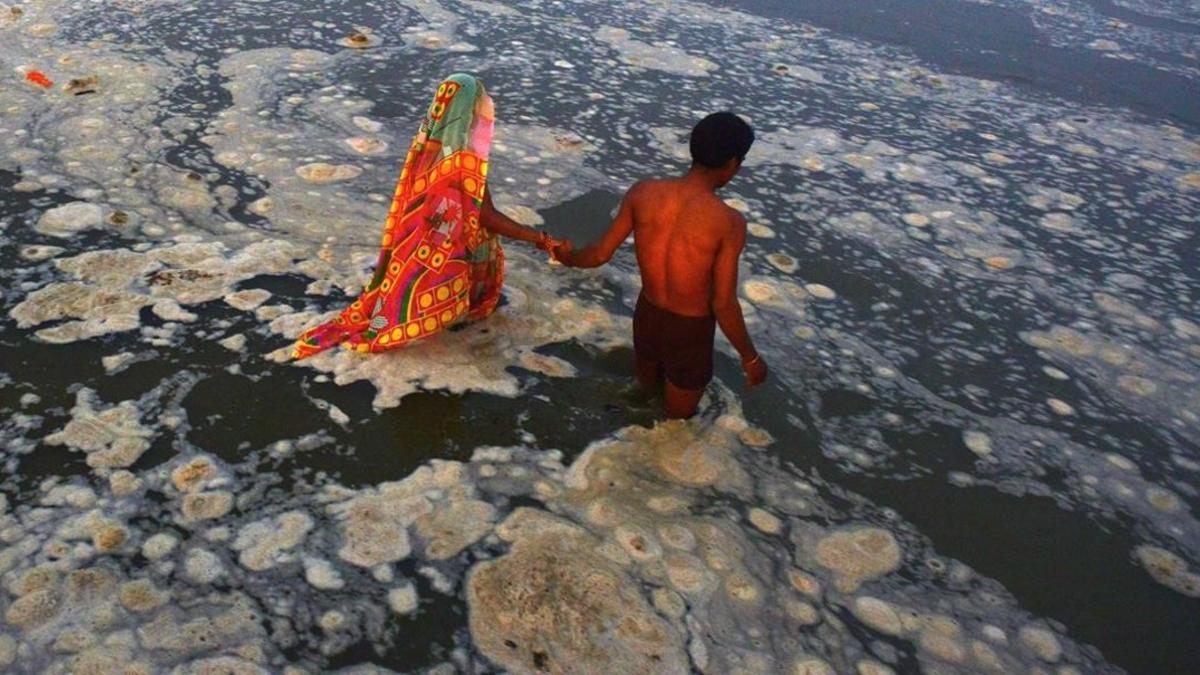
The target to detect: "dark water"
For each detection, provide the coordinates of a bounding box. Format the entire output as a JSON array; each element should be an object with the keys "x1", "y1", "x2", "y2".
[
  {"x1": 722, "y1": 0, "x2": 1200, "y2": 126},
  {"x1": 704, "y1": 1, "x2": 1200, "y2": 671},
  {"x1": 1, "y1": 0, "x2": 1198, "y2": 673}
]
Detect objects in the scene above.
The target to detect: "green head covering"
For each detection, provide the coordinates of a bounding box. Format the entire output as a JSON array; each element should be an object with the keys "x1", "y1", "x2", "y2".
[{"x1": 424, "y1": 73, "x2": 485, "y2": 154}]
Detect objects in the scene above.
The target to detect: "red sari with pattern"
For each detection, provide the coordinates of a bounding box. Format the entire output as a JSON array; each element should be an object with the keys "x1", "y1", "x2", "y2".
[{"x1": 292, "y1": 74, "x2": 501, "y2": 359}]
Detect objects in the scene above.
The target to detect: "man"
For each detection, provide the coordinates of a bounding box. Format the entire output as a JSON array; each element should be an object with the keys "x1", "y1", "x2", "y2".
[{"x1": 555, "y1": 112, "x2": 768, "y2": 418}]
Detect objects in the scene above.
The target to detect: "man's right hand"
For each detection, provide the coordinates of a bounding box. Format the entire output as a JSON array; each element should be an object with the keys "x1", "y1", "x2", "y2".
[
  {"x1": 550, "y1": 240, "x2": 575, "y2": 266},
  {"x1": 742, "y1": 353, "x2": 768, "y2": 387}
]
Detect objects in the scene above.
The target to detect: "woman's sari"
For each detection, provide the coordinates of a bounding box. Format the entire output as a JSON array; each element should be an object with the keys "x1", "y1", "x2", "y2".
[{"x1": 292, "y1": 73, "x2": 502, "y2": 360}]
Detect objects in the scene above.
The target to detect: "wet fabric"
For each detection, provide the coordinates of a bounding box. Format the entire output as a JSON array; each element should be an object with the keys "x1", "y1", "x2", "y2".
[
  {"x1": 292, "y1": 73, "x2": 500, "y2": 359},
  {"x1": 633, "y1": 292, "x2": 716, "y2": 390}
]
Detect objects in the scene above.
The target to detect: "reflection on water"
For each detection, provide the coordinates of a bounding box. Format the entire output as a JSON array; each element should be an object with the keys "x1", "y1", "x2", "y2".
[{"x1": 0, "y1": 0, "x2": 1197, "y2": 673}]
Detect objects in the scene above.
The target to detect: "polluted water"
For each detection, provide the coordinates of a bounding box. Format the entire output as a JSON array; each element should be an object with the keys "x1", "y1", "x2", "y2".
[{"x1": 0, "y1": 0, "x2": 1198, "y2": 673}]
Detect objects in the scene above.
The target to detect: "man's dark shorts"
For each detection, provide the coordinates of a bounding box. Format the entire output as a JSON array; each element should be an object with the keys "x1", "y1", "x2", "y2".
[{"x1": 633, "y1": 293, "x2": 716, "y2": 391}]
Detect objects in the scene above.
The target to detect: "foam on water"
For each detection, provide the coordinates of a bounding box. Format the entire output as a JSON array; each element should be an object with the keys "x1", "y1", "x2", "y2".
[
  {"x1": 1, "y1": 0, "x2": 1198, "y2": 671},
  {"x1": 267, "y1": 252, "x2": 626, "y2": 408},
  {"x1": 0, "y1": 383, "x2": 1118, "y2": 672}
]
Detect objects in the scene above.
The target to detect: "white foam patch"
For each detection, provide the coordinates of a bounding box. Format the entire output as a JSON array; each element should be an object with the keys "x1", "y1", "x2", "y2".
[
  {"x1": 1023, "y1": 325, "x2": 1200, "y2": 440},
  {"x1": 10, "y1": 240, "x2": 301, "y2": 344},
  {"x1": 34, "y1": 202, "x2": 103, "y2": 238},
  {"x1": 462, "y1": 388, "x2": 1106, "y2": 673},
  {"x1": 275, "y1": 251, "x2": 625, "y2": 408},
  {"x1": 396, "y1": 0, "x2": 475, "y2": 51},
  {"x1": 44, "y1": 389, "x2": 154, "y2": 474},
  {"x1": 595, "y1": 26, "x2": 718, "y2": 77},
  {"x1": 12, "y1": 368, "x2": 1100, "y2": 672}
]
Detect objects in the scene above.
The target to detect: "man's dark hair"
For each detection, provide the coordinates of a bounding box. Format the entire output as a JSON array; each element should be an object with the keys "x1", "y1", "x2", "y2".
[{"x1": 689, "y1": 112, "x2": 755, "y2": 169}]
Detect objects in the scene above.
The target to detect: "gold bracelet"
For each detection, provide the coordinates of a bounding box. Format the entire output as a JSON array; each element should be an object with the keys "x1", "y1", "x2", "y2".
[{"x1": 742, "y1": 353, "x2": 761, "y2": 366}]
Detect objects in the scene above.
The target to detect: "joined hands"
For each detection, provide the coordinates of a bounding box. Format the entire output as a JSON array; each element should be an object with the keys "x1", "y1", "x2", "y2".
[
  {"x1": 535, "y1": 232, "x2": 574, "y2": 265},
  {"x1": 548, "y1": 239, "x2": 573, "y2": 265}
]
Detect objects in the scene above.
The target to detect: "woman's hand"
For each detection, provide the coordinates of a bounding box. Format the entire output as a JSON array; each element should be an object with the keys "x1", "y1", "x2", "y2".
[{"x1": 537, "y1": 233, "x2": 573, "y2": 264}]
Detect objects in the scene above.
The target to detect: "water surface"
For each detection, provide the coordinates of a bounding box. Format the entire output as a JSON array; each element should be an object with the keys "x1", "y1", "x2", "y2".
[{"x1": 1, "y1": 0, "x2": 1198, "y2": 673}]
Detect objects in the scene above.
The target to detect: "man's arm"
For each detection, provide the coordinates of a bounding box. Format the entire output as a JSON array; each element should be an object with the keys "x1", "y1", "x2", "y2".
[
  {"x1": 712, "y1": 214, "x2": 768, "y2": 386},
  {"x1": 558, "y1": 184, "x2": 639, "y2": 268}
]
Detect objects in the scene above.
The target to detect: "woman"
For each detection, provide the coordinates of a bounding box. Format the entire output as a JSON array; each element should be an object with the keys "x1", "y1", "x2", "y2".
[{"x1": 292, "y1": 73, "x2": 562, "y2": 359}]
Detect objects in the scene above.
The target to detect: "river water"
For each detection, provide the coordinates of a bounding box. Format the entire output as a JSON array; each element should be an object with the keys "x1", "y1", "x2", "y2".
[{"x1": 0, "y1": 0, "x2": 1197, "y2": 673}]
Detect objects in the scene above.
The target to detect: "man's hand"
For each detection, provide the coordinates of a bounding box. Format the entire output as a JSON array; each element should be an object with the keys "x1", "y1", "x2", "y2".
[
  {"x1": 742, "y1": 353, "x2": 768, "y2": 387},
  {"x1": 535, "y1": 233, "x2": 568, "y2": 261},
  {"x1": 555, "y1": 187, "x2": 637, "y2": 269},
  {"x1": 549, "y1": 239, "x2": 574, "y2": 266}
]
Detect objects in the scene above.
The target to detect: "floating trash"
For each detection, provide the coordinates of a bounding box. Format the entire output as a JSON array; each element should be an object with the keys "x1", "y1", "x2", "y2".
[
  {"x1": 24, "y1": 69, "x2": 52, "y2": 88},
  {"x1": 64, "y1": 74, "x2": 98, "y2": 95},
  {"x1": 342, "y1": 29, "x2": 381, "y2": 49},
  {"x1": 554, "y1": 132, "x2": 585, "y2": 149}
]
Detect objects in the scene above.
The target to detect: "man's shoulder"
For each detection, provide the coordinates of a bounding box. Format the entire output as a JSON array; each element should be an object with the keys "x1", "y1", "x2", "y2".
[
  {"x1": 724, "y1": 205, "x2": 747, "y2": 226},
  {"x1": 628, "y1": 178, "x2": 670, "y2": 198},
  {"x1": 719, "y1": 204, "x2": 747, "y2": 236}
]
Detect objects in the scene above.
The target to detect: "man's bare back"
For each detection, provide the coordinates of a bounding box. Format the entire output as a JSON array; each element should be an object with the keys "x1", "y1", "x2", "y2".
[
  {"x1": 555, "y1": 112, "x2": 767, "y2": 418},
  {"x1": 627, "y1": 178, "x2": 742, "y2": 318}
]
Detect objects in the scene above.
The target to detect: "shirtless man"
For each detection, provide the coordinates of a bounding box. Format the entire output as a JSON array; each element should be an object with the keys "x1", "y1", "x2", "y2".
[{"x1": 555, "y1": 112, "x2": 768, "y2": 418}]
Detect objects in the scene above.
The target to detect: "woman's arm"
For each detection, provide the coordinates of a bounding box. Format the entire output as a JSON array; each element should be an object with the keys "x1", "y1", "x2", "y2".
[{"x1": 479, "y1": 188, "x2": 551, "y2": 248}]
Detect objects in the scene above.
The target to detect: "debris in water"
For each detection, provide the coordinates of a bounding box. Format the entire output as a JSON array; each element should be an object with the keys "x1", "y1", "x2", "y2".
[
  {"x1": 342, "y1": 29, "x2": 380, "y2": 49},
  {"x1": 555, "y1": 132, "x2": 585, "y2": 149},
  {"x1": 65, "y1": 74, "x2": 98, "y2": 95},
  {"x1": 24, "y1": 69, "x2": 52, "y2": 88}
]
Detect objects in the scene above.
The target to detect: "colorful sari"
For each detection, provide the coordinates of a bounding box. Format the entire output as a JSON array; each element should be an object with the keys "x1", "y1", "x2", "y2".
[{"x1": 292, "y1": 74, "x2": 502, "y2": 360}]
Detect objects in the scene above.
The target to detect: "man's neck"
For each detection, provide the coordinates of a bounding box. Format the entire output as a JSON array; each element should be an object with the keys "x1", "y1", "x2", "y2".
[{"x1": 681, "y1": 165, "x2": 725, "y2": 191}]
